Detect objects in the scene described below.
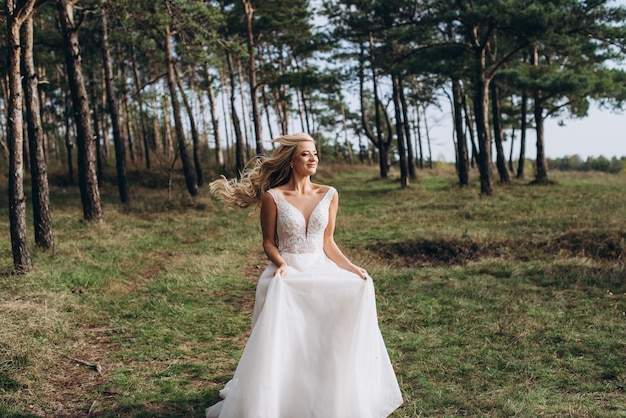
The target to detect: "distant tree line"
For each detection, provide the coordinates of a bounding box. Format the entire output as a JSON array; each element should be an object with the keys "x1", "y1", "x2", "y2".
[
  {"x1": 548, "y1": 155, "x2": 626, "y2": 174},
  {"x1": 2, "y1": 0, "x2": 626, "y2": 272}
]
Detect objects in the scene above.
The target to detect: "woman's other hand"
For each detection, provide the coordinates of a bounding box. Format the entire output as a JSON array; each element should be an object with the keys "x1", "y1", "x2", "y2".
[
  {"x1": 350, "y1": 264, "x2": 368, "y2": 280},
  {"x1": 274, "y1": 263, "x2": 289, "y2": 279}
]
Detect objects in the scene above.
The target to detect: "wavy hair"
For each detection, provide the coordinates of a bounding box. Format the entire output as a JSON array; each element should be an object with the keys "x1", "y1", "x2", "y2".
[{"x1": 209, "y1": 133, "x2": 315, "y2": 208}]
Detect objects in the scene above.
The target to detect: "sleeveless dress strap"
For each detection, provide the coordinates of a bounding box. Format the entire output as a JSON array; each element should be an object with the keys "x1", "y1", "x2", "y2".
[{"x1": 266, "y1": 188, "x2": 279, "y2": 203}]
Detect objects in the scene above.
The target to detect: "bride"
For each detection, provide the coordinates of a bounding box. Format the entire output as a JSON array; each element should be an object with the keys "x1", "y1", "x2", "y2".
[{"x1": 207, "y1": 133, "x2": 402, "y2": 418}]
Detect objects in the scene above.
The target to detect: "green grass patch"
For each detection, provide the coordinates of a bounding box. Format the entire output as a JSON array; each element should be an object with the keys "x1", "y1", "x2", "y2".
[{"x1": 0, "y1": 166, "x2": 625, "y2": 417}]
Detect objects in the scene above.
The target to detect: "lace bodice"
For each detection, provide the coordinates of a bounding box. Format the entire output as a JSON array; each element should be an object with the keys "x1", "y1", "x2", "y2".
[{"x1": 267, "y1": 187, "x2": 336, "y2": 254}]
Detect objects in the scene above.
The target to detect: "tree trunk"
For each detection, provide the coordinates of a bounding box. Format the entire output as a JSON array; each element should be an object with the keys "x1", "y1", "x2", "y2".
[
  {"x1": 64, "y1": 95, "x2": 75, "y2": 183},
  {"x1": 517, "y1": 91, "x2": 528, "y2": 179},
  {"x1": 206, "y1": 73, "x2": 225, "y2": 168},
  {"x1": 165, "y1": 25, "x2": 198, "y2": 196},
  {"x1": 225, "y1": 49, "x2": 246, "y2": 175},
  {"x1": 21, "y1": 14, "x2": 54, "y2": 251},
  {"x1": 339, "y1": 97, "x2": 353, "y2": 164},
  {"x1": 153, "y1": 99, "x2": 164, "y2": 156},
  {"x1": 422, "y1": 105, "x2": 433, "y2": 169},
  {"x1": 160, "y1": 88, "x2": 173, "y2": 158},
  {"x1": 508, "y1": 126, "x2": 515, "y2": 172},
  {"x1": 297, "y1": 87, "x2": 311, "y2": 134},
  {"x1": 22, "y1": 125, "x2": 30, "y2": 172},
  {"x1": 117, "y1": 52, "x2": 136, "y2": 166},
  {"x1": 471, "y1": 27, "x2": 494, "y2": 195},
  {"x1": 261, "y1": 85, "x2": 275, "y2": 140},
  {"x1": 88, "y1": 69, "x2": 104, "y2": 186},
  {"x1": 399, "y1": 77, "x2": 416, "y2": 179},
  {"x1": 414, "y1": 104, "x2": 424, "y2": 168},
  {"x1": 6, "y1": 0, "x2": 34, "y2": 272},
  {"x1": 359, "y1": 39, "x2": 389, "y2": 178},
  {"x1": 371, "y1": 55, "x2": 390, "y2": 176},
  {"x1": 97, "y1": 73, "x2": 110, "y2": 161},
  {"x1": 242, "y1": 0, "x2": 263, "y2": 155},
  {"x1": 58, "y1": 0, "x2": 103, "y2": 221},
  {"x1": 533, "y1": 92, "x2": 549, "y2": 183},
  {"x1": 473, "y1": 77, "x2": 493, "y2": 195},
  {"x1": 392, "y1": 74, "x2": 409, "y2": 187},
  {"x1": 101, "y1": 6, "x2": 130, "y2": 204},
  {"x1": 174, "y1": 66, "x2": 204, "y2": 187},
  {"x1": 130, "y1": 47, "x2": 151, "y2": 169},
  {"x1": 530, "y1": 46, "x2": 548, "y2": 183},
  {"x1": 452, "y1": 79, "x2": 470, "y2": 186},
  {"x1": 490, "y1": 82, "x2": 510, "y2": 183},
  {"x1": 462, "y1": 93, "x2": 479, "y2": 168},
  {"x1": 236, "y1": 58, "x2": 252, "y2": 159},
  {"x1": 219, "y1": 67, "x2": 232, "y2": 164}
]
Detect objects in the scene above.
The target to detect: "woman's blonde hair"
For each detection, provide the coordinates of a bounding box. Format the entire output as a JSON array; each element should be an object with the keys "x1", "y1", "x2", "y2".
[{"x1": 209, "y1": 132, "x2": 315, "y2": 208}]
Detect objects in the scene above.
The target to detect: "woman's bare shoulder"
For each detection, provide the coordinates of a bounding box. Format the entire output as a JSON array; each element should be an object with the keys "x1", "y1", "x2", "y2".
[{"x1": 261, "y1": 189, "x2": 277, "y2": 205}]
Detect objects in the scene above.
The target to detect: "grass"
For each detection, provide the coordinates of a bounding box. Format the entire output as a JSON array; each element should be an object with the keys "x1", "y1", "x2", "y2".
[{"x1": 0, "y1": 165, "x2": 625, "y2": 417}]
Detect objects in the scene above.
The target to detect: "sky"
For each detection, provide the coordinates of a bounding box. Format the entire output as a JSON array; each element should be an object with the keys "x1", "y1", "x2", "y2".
[{"x1": 424, "y1": 104, "x2": 626, "y2": 162}]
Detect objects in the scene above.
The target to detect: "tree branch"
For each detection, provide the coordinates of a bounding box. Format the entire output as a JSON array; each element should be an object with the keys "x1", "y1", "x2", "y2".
[{"x1": 487, "y1": 44, "x2": 526, "y2": 81}]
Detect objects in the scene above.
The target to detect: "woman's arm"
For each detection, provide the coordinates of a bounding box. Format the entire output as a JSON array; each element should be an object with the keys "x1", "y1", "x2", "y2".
[
  {"x1": 260, "y1": 192, "x2": 288, "y2": 278},
  {"x1": 323, "y1": 192, "x2": 368, "y2": 280}
]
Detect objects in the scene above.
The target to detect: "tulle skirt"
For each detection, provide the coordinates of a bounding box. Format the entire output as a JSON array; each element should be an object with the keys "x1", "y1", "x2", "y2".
[{"x1": 206, "y1": 252, "x2": 402, "y2": 418}]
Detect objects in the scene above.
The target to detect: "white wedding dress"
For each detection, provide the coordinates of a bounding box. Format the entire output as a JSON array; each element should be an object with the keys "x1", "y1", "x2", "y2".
[{"x1": 206, "y1": 187, "x2": 402, "y2": 418}]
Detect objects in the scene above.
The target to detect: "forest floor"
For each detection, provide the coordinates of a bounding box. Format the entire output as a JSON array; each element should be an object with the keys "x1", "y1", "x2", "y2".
[{"x1": 0, "y1": 165, "x2": 625, "y2": 417}]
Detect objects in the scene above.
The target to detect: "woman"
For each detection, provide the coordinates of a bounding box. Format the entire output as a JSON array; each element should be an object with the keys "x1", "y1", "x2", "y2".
[{"x1": 206, "y1": 133, "x2": 402, "y2": 418}]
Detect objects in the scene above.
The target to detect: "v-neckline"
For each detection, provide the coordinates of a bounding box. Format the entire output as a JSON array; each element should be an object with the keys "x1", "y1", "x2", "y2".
[{"x1": 276, "y1": 187, "x2": 333, "y2": 235}]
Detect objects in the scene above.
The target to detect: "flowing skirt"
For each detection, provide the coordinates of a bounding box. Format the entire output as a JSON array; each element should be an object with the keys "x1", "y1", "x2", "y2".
[{"x1": 206, "y1": 252, "x2": 402, "y2": 418}]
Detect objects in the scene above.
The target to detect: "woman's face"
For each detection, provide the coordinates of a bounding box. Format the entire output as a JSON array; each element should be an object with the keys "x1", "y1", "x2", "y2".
[{"x1": 291, "y1": 141, "x2": 318, "y2": 176}]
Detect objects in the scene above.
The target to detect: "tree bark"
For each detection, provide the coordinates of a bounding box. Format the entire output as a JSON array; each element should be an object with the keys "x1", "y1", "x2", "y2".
[
  {"x1": 462, "y1": 93, "x2": 478, "y2": 168},
  {"x1": 130, "y1": 47, "x2": 151, "y2": 169},
  {"x1": 242, "y1": 0, "x2": 263, "y2": 155},
  {"x1": 88, "y1": 68, "x2": 104, "y2": 186},
  {"x1": 64, "y1": 94, "x2": 75, "y2": 183},
  {"x1": 101, "y1": 6, "x2": 130, "y2": 204},
  {"x1": 219, "y1": 67, "x2": 232, "y2": 163},
  {"x1": 508, "y1": 125, "x2": 515, "y2": 172},
  {"x1": 517, "y1": 91, "x2": 528, "y2": 179},
  {"x1": 205, "y1": 72, "x2": 225, "y2": 168},
  {"x1": 471, "y1": 25, "x2": 494, "y2": 195},
  {"x1": 414, "y1": 104, "x2": 424, "y2": 168},
  {"x1": 117, "y1": 50, "x2": 136, "y2": 166},
  {"x1": 530, "y1": 46, "x2": 548, "y2": 183},
  {"x1": 5, "y1": 0, "x2": 34, "y2": 272},
  {"x1": 392, "y1": 74, "x2": 409, "y2": 187},
  {"x1": 236, "y1": 58, "x2": 252, "y2": 159},
  {"x1": 422, "y1": 105, "x2": 433, "y2": 169},
  {"x1": 490, "y1": 82, "x2": 511, "y2": 183},
  {"x1": 358, "y1": 40, "x2": 389, "y2": 178},
  {"x1": 399, "y1": 77, "x2": 416, "y2": 179},
  {"x1": 339, "y1": 97, "x2": 353, "y2": 164},
  {"x1": 165, "y1": 24, "x2": 198, "y2": 195},
  {"x1": 452, "y1": 79, "x2": 470, "y2": 186},
  {"x1": 261, "y1": 85, "x2": 275, "y2": 141},
  {"x1": 533, "y1": 92, "x2": 549, "y2": 182},
  {"x1": 58, "y1": 0, "x2": 103, "y2": 221},
  {"x1": 225, "y1": 49, "x2": 246, "y2": 175},
  {"x1": 174, "y1": 65, "x2": 204, "y2": 186},
  {"x1": 473, "y1": 77, "x2": 493, "y2": 195},
  {"x1": 21, "y1": 13, "x2": 54, "y2": 251}
]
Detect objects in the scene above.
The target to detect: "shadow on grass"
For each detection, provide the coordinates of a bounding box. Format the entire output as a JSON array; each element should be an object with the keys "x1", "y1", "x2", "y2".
[
  {"x1": 0, "y1": 406, "x2": 41, "y2": 418},
  {"x1": 89, "y1": 391, "x2": 219, "y2": 418},
  {"x1": 371, "y1": 230, "x2": 626, "y2": 267}
]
